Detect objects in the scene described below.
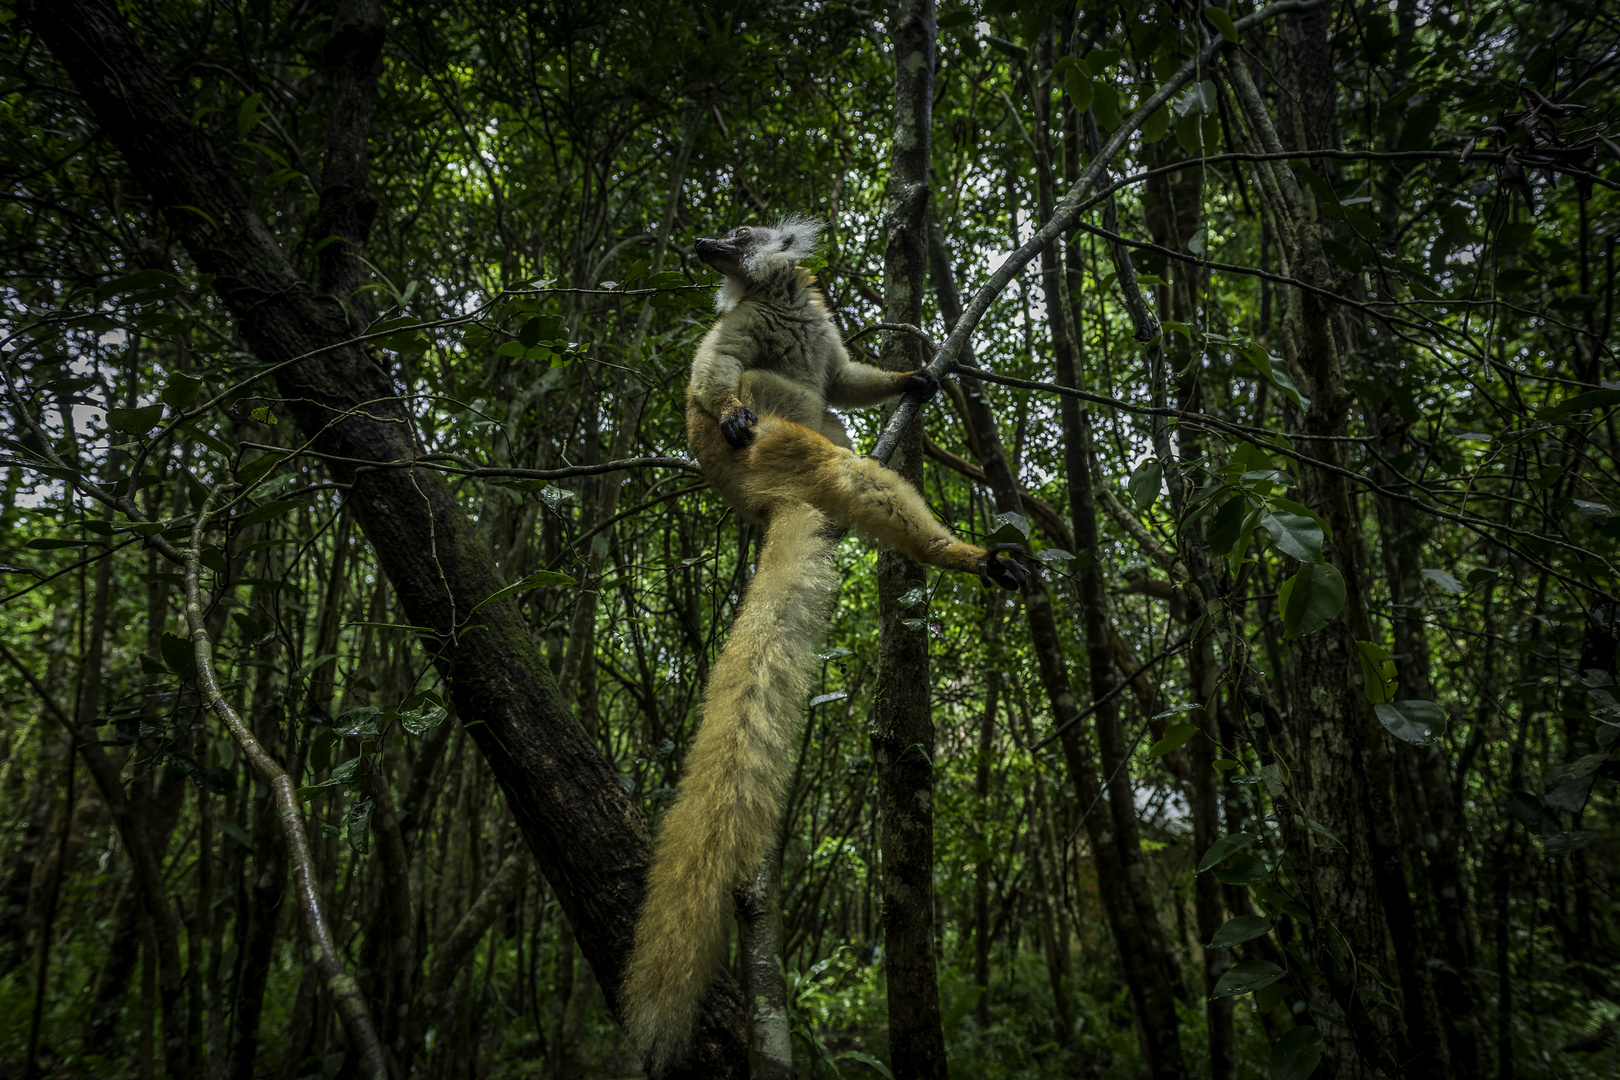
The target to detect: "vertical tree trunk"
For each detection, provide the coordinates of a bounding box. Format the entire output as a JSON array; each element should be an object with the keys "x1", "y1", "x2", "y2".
[{"x1": 872, "y1": 2, "x2": 947, "y2": 1077}]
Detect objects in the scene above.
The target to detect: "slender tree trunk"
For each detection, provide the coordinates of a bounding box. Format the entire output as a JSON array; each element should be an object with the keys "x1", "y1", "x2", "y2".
[{"x1": 872, "y1": 3, "x2": 948, "y2": 1076}]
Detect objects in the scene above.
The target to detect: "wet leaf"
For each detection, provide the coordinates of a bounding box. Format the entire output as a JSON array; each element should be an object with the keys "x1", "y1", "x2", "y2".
[
  {"x1": 1211, "y1": 959, "x2": 1285, "y2": 998},
  {"x1": 1270, "y1": 1025, "x2": 1322, "y2": 1080},
  {"x1": 1209, "y1": 914, "x2": 1274, "y2": 948},
  {"x1": 1198, "y1": 831, "x2": 1259, "y2": 873},
  {"x1": 1374, "y1": 700, "x2": 1447, "y2": 746}
]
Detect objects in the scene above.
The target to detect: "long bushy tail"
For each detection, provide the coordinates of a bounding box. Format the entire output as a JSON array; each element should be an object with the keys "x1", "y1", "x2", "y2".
[{"x1": 622, "y1": 504, "x2": 839, "y2": 1074}]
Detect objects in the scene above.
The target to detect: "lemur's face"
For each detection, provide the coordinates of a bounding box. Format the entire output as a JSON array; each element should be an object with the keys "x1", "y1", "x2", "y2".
[{"x1": 693, "y1": 226, "x2": 756, "y2": 277}]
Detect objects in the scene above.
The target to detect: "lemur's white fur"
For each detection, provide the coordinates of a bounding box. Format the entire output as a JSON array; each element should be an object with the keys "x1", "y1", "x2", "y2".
[{"x1": 714, "y1": 215, "x2": 823, "y2": 313}]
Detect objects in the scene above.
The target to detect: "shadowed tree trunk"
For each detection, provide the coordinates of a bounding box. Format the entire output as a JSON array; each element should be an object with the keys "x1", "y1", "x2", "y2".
[
  {"x1": 23, "y1": 1, "x2": 748, "y2": 1074},
  {"x1": 872, "y1": 2, "x2": 948, "y2": 1078}
]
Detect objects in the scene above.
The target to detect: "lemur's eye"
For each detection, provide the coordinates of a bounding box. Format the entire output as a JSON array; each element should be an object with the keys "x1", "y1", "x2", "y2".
[{"x1": 734, "y1": 227, "x2": 752, "y2": 240}]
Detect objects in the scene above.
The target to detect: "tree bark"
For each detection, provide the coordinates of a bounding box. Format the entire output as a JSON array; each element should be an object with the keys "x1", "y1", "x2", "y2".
[{"x1": 872, "y1": 2, "x2": 948, "y2": 1077}]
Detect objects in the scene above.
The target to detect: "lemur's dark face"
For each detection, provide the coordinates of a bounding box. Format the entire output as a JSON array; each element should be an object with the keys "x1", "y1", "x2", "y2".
[{"x1": 694, "y1": 226, "x2": 755, "y2": 277}]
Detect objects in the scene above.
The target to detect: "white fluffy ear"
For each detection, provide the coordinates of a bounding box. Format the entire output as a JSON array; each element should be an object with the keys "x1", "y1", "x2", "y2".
[{"x1": 768, "y1": 213, "x2": 822, "y2": 262}]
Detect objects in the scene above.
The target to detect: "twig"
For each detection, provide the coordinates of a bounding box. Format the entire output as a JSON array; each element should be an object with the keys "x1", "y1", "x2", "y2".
[
  {"x1": 182, "y1": 483, "x2": 388, "y2": 1080},
  {"x1": 868, "y1": 0, "x2": 1334, "y2": 464},
  {"x1": 1029, "y1": 631, "x2": 1194, "y2": 752}
]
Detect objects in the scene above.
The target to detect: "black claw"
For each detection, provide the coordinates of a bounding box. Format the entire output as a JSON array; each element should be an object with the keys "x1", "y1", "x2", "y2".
[
  {"x1": 901, "y1": 370, "x2": 941, "y2": 402},
  {"x1": 721, "y1": 407, "x2": 758, "y2": 448},
  {"x1": 978, "y1": 544, "x2": 1030, "y2": 591}
]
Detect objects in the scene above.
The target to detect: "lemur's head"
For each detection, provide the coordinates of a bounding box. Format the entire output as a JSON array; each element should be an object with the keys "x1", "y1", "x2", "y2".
[{"x1": 694, "y1": 214, "x2": 821, "y2": 284}]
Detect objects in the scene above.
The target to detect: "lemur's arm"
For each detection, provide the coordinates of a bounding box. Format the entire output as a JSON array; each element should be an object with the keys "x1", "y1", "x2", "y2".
[
  {"x1": 689, "y1": 345, "x2": 761, "y2": 447},
  {"x1": 825, "y1": 357, "x2": 940, "y2": 408}
]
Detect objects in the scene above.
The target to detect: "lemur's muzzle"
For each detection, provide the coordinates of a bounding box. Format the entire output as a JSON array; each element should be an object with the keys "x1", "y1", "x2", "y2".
[{"x1": 694, "y1": 236, "x2": 735, "y2": 264}]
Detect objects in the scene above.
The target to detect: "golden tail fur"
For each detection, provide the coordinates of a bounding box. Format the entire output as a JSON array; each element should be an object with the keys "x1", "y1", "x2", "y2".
[{"x1": 621, "y1": 501, "x2": 839, "y2": 1073}]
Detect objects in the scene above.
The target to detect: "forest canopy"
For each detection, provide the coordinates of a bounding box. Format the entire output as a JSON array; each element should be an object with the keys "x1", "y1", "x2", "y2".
[{"x1": 0, "y1": 0, "x2": 1617, "y2": 1078}]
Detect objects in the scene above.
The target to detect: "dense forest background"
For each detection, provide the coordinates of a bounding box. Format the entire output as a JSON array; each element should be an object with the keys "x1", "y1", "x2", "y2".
[{"x1": 1, "y1": 0, "x2": 1617, "y2": 1077}]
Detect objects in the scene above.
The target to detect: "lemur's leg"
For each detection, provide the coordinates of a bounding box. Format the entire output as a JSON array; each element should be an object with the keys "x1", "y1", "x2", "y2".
[
  {"x1": 742, "y1": 418, "x2": 1007, "y2": 578},
  {"x1": 689, "y1": 407, "x2": 1027, "y2": 589}
]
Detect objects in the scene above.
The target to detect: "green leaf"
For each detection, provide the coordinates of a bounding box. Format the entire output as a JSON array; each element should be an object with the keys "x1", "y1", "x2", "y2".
[
  {"x1": 293, "y1": 653, "x2": 341, "y2": 681},
  {"x1": 1374, "y1": 700, "x2": 1447, "y2": 745},
  {"x1": 1205, "y1": 494, "x2": 1249, "y2": 558},
  {"x1": 235, "y1": 450, "x2": 289, "y2": 489},
  {"x1": 161, "y1": 373, "x2": 203, "y2": 409},
  {"x1": 1270, "y1": 1026, "x2": 1322, "y2": 1080},
  {"x1": 1213, "y1": 851, "x2": 1270, "y2": 885},
  {"x1": 1543, "y1": 830, "x2": 1599, "y2": 856},
  {"x1": 237, "y1": 498, "x2": 304, "y2": 529},
  {"x1": 401, "y1": 694, "x2": 448, "y2": 736},
  {"x1": 249, "y1": 405, "x2": 278, "y2": 425},
  {"x1": 108, "y1": 404, "x2": 164, "y2": 432},
  {"x1": 991, "y1": 511, "x2": 1031, "y2": 541},
  {"x1": 1063, "y1": 65, "x2": 1095, "y2": 114},
  {"x1": 1279, "y1": 562, "x2": 1345, "y2": 638},
  {"x1": 1509, "y1": 790, "x2": 1560, "y2": 836},
  {"x1": 1149, "y1": 722, "x2": 1199, "y2": 759},
  {"x1": 235, "y1": 91, "x2": 266, "y2": 139},
  {"x1": 519, "y1": 314, "x2": 563, "y2": 347},
  {"x1": 1141, "y1": 103, "x2": 1172, "y2": 142},
  {"x1": 1083, "y1": 48, "x2": 1120, "y2": 76},
  {"x1": 296, "y1": 756, "x2": 359, "y2": 800},
  {"x1": 1394, "y1": 101, "x2": 1442, "y2": 153},
  {"x1": 1203, "y1": 6, "x2": 1240, "y2": 42},
  {"x1": 1128, "y1": 459, "x2": 1163, "y2": 510},
  {"x1": 469, "y1": 568, "x2": 577, "y2": 615},
  {"x1": 1211, "y1": 959, "x2": 1285, "y2": 998},
  {"x1": 832, "y1": 1051, "x2": 893, "y2": 1080},
  {"x1": 333, "y1": 706, "x2": 381, "y2": 738},
  {"x1": 1198, "y1": 831, "x2": 1259, "y2": 873},
  {"x1": 1355, "y1": 640, "x2": 1398, "y2": 704},
  {"x1": 346, "y1": 797, "x2": 373, "y2": 854},
  {"x1": 1421, "y1": 568, "x2": 1463, "y2": 594},
  {"x1": 160, "y1": 631, "x2": 198, "y2": 680},
  {"x1": 1260, "y1": 510, "x2": 1324, "y2": 563},
  {"x1": 897, "y1": 585, "x2": 928, "y2": 607},
  {"x1": 1209, "y1": 914, "x2": 1274, "y2": 948},
  {"x1": 985, "y1": 36, "x2": 1028, "y2": 62},
  {"x1": 219, "y1": 821, "x2": 253, "y2": 848},
  {"x1": 1092, "y1": 82, "x2": 1122, "y2": 131},
  {"x1": 1540, "y1": 389, "x2": 1620, "y2": 424}
]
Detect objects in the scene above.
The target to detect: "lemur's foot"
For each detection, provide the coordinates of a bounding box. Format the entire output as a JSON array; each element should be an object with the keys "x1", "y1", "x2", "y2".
[
  {"x1": 900, "y1": 370, "x2": 941, "y2": 402},
  {"x1": 721, "y1": 407, "x2": 759, "y2": 448},
  {"x1": 979, "y1": 544, "x2": 1029, "y2": 591}
]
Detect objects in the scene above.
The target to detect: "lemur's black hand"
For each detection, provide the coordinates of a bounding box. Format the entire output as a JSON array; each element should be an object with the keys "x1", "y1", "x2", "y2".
[
  {"x1": 978, "y1": 544, "x2": 1030, "y2": 591},
  {"x1": 720, "y1": 407, "x2": 759, "y2": 448},
  {"x1": 900, "y1": 369, "x2": 941, "y2": 402}
]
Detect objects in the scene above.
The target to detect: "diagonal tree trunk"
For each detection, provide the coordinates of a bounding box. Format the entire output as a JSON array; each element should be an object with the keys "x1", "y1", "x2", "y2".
[{"x1": 23, "y1": 1, "x2": 748, "y2": 1073}]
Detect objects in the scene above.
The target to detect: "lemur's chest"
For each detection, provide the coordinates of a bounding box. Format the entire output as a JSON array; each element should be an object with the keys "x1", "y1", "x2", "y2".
[{"x1": 739, "y1": 306, "x2": 840, "y2": 378}]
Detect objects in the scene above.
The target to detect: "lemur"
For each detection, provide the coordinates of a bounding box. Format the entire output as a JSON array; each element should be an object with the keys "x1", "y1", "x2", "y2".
[{"x1": 621, "y1": 214, "x2": 1027, "y2": 1074}]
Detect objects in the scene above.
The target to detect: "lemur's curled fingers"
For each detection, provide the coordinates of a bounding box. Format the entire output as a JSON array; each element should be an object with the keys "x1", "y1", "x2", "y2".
[
  {"x1": 978, "y1": 544, "x2": 1029, "y2": 591},
  {"x1": 720, "y1": 406, "x2": 759, "y2": 448},
  {"x1": 900, "y1": 369, "x2": 941, "y2": 402}
]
